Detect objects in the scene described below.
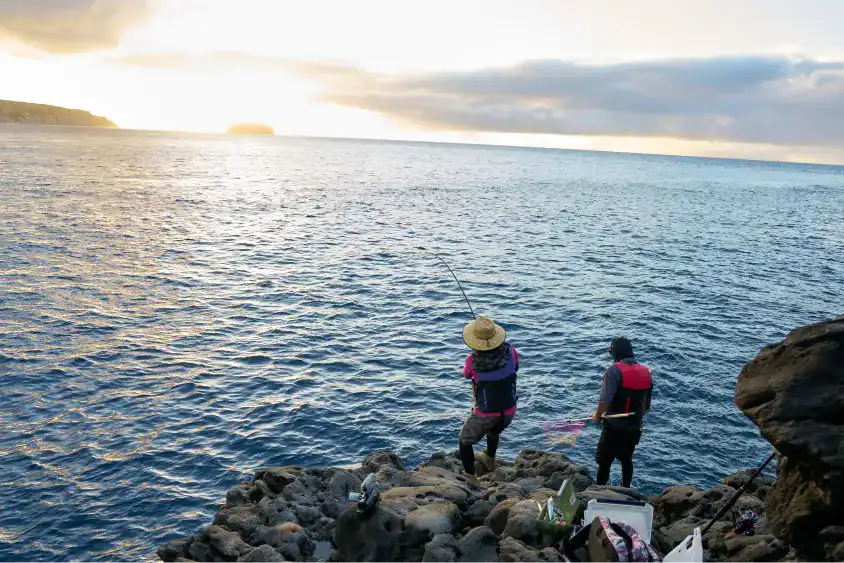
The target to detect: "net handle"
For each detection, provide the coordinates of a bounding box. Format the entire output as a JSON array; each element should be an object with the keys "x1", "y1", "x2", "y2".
[{"x1": 565, "y1": 413, "x2": 636, "y2": 423}]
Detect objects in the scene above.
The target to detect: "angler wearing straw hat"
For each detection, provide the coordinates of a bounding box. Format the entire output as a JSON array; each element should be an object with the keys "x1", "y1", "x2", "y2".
[
  {"x1": 592, "y1": 337, "x2": 653, "y2": 488},
  {"x1": 458, "y1": 316, "x2": 519, "y2": 481}
]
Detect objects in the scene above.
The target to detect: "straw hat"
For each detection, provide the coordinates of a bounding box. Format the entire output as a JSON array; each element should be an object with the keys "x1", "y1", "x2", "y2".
[{"x1": 463, "y1": 316, "x2": 506, "y2": 351}]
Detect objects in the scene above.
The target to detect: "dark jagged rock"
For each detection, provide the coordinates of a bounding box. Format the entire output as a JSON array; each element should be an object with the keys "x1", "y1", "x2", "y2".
[
  {"x1": 158, "y1": 539, "x2": 188, "y2": 562},
  {"x1": 735, "y1": 318, "x2": 844, "y2": 560},
  {"x1": 362, "y1": 450, "x2": 405, "y2": 472},
  {"x1": 723, "y1": 469, "x2": 776, "y2": 495},
  {"x1": 214, "y1": 505, "x2": 262, "y2": 540},
  {"x1": 333, "y1": 505, "x2": 401, "y2": 561},
  {"x1": 512, "y1": 478, "x2": 544, "y2": 495},
  {"x1": 282, "y1": 479, "x2": 317, "y2": 505},
  {"x1": 484, "y1": 498, "x2": 519, "y2": 535},
  {"x1": 418, "y1": 451, "x2": 464, "y2": 473},
  {"x1": 205, "y1": 525, "x2": 254, "y2": 560},
  {"x1": 510, "y1": 450, "x2": 595, "y2": 497},
  {"x1": 754, "y1": 485, "x2": 772, "y2": 501},
  {"x1": 408, "y1": 466, "x2": 476, "y2": 492},
  {"x1": 724, "y1": 535, "x2": 787, "y2": 562},
  {"x1": 463, "y1": 500, "x2": 494, "y2": 528},
  {"x1": 257, "y1": 497, "x2": 297, "y2": 528},
  {"x1": 253, "y1": 523, "x2": 314, "y2": 560},
  {"x1": 382, "y1": 485, "x2": 469, "y2": 508},
  {"x1": 513, "y1": 450, "x2": 590, "y2": 481},
  {"x1": 485, "y1": 482, "x2": 527, "y2": 504},
  {"x1": 238, "y1": 544, "x2": 286, "y2": 561},
  {"x1": 502, "y1": 500, "x2": 543, "y2": 545},
  {"x1": 187, "y1": 538, "x2": 213, "y2": 562},
  {"x1": 486, "y1": 465, "x2": 519, "y2": 483},
  {"x1": 404, "y1": 501, "x2": 462, "y2": 544},
  {"x1": 498, "y1": 537, "x2": 565, "y2": 562},
  {"x1": 651, "y1": 484, "x2": 735, "y2": 530},
  {"x1": 458, "y1": 526, "x2": 499, "y2": 562},
  {"x1": 587, "y1": 485, "x2": 649, "y2": 502},
  {"x1": 226, "y1": 483, "x2": 262, "y2": 507},
  {"x1": 255, "y1": 468, "x2": 298, "y2": 494},
  {"x1": 545, "y1": 471, "x2": 592, "y2": 494},
  {"x1": 422, "y1": 533, "x2": 460, "y2": 562},
  {"x1": 381, "y1": 496, "x2": 421, "y2": 520}
]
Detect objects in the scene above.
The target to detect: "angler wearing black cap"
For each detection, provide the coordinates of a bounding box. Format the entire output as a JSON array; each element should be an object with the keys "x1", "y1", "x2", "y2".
[{"x1": 591, "y1": 337, "x2": 653, "y2": 488}]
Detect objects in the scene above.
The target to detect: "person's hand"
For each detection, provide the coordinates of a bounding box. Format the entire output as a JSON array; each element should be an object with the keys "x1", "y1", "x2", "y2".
[{"x1": 592, "y1": 412, "x2": 601, "y2": 424}]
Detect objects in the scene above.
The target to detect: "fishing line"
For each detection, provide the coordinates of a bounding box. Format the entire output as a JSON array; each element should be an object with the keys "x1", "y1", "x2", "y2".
[{"x1": 415, "y1": 246, "x2": 477, "y2": 319}]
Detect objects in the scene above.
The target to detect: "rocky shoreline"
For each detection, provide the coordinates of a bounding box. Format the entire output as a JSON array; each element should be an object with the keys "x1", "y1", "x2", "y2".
[{"x1": 158, "y1": 318, "x2": 843, "y2": 562}]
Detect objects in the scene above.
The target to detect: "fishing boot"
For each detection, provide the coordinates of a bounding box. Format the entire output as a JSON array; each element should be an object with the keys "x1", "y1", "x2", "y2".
[
  {"x1": 476, "y1": 451, "x2": 496, "y2": 472},
  {"x1": 477, "y1": 433, "x2": 499, "y2": 472}
]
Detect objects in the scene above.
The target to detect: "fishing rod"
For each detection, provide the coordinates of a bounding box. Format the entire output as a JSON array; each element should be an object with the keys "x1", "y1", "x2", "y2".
[
  {"x1": 700, "y1": 451, "x2": 777, "y2": 536},
  {"x1": 416, "y1": 246, "x2": 477, "y2": 319}
]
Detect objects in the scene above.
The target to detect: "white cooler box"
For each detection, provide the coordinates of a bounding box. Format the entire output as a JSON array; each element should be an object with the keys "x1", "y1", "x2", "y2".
[{"x1": 582, "y1": 498, "x2": 654, "y2": 544}]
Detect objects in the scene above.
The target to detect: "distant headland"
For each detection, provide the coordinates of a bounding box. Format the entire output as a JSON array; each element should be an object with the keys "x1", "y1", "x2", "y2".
[
  {"x1": 0, "y1": 99, "x2": 116, "y2": 127},
  {"x1": 227, "y1": 123, "x2": 274, "y2": 135}
]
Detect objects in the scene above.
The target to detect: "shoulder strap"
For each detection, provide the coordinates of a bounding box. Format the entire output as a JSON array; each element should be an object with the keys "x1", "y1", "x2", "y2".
[{"x1": 610, "y1": 522, "x2": 634, "y2": 554}]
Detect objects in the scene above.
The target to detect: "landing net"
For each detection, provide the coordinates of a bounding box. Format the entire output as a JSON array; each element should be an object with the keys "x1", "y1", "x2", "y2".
[{"x1": 542, "y1": 420, "x2": 586, "y2": 447}]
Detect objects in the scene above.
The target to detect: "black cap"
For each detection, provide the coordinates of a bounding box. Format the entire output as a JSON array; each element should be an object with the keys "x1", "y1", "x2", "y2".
[{"x1": 609, "y1": 337, "x2": 634, "y2": 361}]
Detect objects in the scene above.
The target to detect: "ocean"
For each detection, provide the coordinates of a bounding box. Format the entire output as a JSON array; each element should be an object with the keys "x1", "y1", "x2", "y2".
[{"x1": 1, "y1": 125, "x2": 842, "y2": 560}]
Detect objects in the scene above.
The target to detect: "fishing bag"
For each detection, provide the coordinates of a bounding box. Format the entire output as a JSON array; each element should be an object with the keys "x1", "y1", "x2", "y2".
[{"x1": 587, "y1": 516, "x2": 660, "y2": 562}]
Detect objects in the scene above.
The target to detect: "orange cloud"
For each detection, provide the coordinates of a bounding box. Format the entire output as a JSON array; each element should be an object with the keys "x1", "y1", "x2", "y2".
[{"x1": 0, "y1": 0, "x2": 151, "y2": 54}]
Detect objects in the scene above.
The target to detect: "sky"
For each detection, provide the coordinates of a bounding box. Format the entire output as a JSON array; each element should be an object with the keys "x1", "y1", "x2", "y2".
[{"x1": 1, "y1": 0, "x2": 844, "y2": 163}]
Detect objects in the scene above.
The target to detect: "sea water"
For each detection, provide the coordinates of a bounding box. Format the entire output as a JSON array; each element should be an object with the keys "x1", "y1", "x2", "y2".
[{"x1": 1, "y1": 125, "x2": 842, "y2": 560}]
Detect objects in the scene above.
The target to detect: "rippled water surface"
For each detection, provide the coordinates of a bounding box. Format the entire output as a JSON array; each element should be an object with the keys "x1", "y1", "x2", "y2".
[{"x1": 1, "y1": 125, "x2": 842, "y2": 560}]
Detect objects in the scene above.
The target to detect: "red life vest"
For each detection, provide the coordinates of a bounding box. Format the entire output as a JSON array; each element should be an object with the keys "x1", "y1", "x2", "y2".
[{"x1": 609, "y1": 361, "x2": 652, "y2": 418}]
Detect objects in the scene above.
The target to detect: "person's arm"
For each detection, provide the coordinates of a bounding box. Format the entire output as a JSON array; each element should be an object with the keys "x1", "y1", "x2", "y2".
[
  {"x1": 645, "y1": 381, "x2": 653, "y2": 412},
  {"x1": 593, "y1": 402, "x2": 610, "y2": 424},
  {"x1": 463, "y1": 355, "x2": 474, "y2": 379},
  {"x1": 511, "y1": 346, "x2": 519, "y2": 372},
  {"x1": 592, "y1": 366, "x2": 619, "y2": 423}
]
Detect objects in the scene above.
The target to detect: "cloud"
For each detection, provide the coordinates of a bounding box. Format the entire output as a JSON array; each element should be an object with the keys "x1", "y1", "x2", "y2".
[
  {"x1": 308, "y1": 55, "x2": 844, "y2": 147},
  {"x1": 0, "y1": 0, "x2": 150, "y2": 54},
  {"x1": 111, "y1": 50, "x2": 360, "y2": 79},
  {"x1": 111, "y1": 50, "x2": 844, "y2": 147}
]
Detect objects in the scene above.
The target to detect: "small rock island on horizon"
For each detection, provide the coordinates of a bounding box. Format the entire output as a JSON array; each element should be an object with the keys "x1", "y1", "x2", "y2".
[
  {"x1": 0, "y1": 99, "x2": 116, "y2": 127},
  {"x1": 227, "y1": 123, "x2": 274, "y2": 135}
]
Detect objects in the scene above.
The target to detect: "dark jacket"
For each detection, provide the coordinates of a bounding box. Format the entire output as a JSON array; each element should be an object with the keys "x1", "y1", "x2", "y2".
[{"x1": 598, "y1": 356, "x2": 653, "y2": 430}]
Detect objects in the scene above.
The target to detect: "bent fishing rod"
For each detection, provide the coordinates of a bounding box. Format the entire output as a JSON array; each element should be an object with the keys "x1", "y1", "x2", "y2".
[{"x1": 416, "y1": 246, "x2": 477, "y2": 319}]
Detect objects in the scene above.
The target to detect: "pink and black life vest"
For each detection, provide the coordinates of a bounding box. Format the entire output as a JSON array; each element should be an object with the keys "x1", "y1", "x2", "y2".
[
  {"x1": 472, "y1": 348, "x2": 518, "y2": 413},
  {"x1": 609, "y1": 361, "x2": 652, "y2": 418}
]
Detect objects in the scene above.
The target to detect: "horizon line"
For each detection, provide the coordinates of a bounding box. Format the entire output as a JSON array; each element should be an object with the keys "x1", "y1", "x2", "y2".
[{"x1": 4, "y1": 121, "x2": 844, "y2": 168}]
